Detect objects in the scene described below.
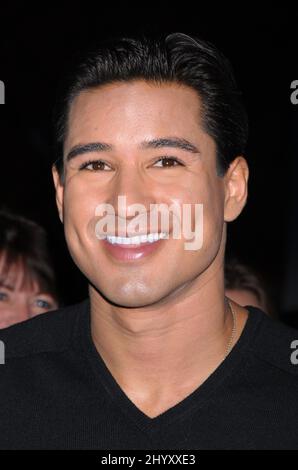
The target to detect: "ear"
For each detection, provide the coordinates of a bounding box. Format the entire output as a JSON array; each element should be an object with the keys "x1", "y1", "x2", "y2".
[
  {"x1": 52, "y1": 164, "x2": 64, "y2": 224},
  {"x1": 224, "y1": 156, "x2": 249, "y2": 222}
]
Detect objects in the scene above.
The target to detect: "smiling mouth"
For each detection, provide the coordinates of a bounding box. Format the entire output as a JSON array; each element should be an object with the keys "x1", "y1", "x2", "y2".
[
  {"x1": 103, "y1": 231, "x2": 169, "y2": 247},
  {"x1": 101, "y1": 231, "x2": 169, "y2": 261}
]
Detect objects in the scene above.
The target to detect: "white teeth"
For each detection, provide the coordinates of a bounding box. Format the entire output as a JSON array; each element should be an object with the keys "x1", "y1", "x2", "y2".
[{"x1": 105, "y1": 232, "x2": 168, "y2": 245}]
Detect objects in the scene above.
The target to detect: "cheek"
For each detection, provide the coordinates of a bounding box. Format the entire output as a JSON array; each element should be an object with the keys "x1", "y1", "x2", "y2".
[
  {"x1": 63, "y1": 178, "x2": 101, "y2": 245},
  {"x1": 0, "y1": 303, "x2": 12, "y2": 314},
  {"x1": 169, "y1": 175, "x2": 224, "y2": 231},
  {"x1": 175, "y1": 176, "x2": 224, "y2": 258},
  {"x1": 201, "y1": 184, "x2": 224, "y2": 245}
]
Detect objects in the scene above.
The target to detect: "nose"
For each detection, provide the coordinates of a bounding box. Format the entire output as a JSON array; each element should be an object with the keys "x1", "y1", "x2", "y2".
[
  {"x1": 109, "y1": 166, "x2": 156, "y2": 219},
  {"x1": 15, "y1": 301, "x2": 32, "y2": 323}
]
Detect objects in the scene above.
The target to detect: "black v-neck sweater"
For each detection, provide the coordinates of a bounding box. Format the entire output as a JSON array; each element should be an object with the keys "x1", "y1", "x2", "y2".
[{"x1": 1, "y1": 299, "x2": 298, "y2": 450}]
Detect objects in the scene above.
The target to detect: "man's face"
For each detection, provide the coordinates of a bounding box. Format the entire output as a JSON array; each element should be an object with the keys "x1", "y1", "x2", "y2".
[{"x1": 54, "y1": 80, "x2": 242, "y2": 308}]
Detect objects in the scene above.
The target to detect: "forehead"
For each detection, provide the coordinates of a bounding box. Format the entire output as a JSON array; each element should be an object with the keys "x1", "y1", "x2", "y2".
[
  {"x1": 65, "y1": 81, "x2": 205, "y2": 149},
  {"x1": 0, "y1": 255, "x2": 37, "y2": 293}
]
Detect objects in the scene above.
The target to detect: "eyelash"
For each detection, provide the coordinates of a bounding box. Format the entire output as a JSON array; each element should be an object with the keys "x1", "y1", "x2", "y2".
[{"x1": 78, "y1": 156, "x2": 184, "y2": 171}]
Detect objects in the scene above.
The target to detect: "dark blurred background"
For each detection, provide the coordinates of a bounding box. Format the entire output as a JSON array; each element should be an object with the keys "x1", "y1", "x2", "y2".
[{"x1": 0, "y1": 4, "x2": 297, "y2": 322}]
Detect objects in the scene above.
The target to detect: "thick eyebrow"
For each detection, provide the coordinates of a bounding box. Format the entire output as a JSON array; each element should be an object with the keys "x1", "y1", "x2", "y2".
[
  {"x1": 66, "y1": 142, "x2": 113, "y2": 162},
  {"x1": 140, "y1": 137, "x2": 200, "y2": 154},
  {"x1": 65, "y1": 136, "x2": 200, "y2": 162}
]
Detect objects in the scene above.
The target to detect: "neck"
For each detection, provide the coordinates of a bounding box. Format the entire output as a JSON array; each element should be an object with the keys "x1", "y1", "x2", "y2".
[{"x1": 89, "y1": 262, "x2": 248, "y2": 416}]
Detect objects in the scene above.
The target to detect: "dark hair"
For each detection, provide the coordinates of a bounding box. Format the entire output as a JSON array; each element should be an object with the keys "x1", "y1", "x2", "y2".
[
  {"x1": 0, "y1": 210, "x2": 58, "y2": 301},
  {"x1": 53, "y1": 32, "x2": 248, "y2": 182}
]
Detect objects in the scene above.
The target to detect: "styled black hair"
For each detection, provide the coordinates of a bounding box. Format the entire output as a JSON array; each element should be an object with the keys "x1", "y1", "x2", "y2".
[
  {"x1": 0, "y1": 210, "x2": 58, "y2": 302},
  {"x1": 53, "y1": 33, "x2": 248, "y2": 182}
]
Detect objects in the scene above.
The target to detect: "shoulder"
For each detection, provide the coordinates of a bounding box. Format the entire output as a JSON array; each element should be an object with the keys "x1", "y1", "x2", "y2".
[
  {"x1": 246, "y1": 306, "x2": 298, "y2": 378},
  {"x1": 0, "y1": 298, "x2": 90, "y2": 359}
]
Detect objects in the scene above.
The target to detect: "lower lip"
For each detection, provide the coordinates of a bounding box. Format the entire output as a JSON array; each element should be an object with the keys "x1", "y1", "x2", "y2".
[{"x1": 102, "y1": 238, "x2": 165, "y2": 261}]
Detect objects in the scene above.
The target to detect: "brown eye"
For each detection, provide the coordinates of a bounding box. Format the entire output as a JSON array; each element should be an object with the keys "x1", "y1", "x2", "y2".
[
  {"x1": 90, "y1": 161, "x2": 105, "y2": 171},
  {"x1": 79, "y1": 160, "x2": 111, "y2": 171},
  {"x1": 154, "y1": 157, "x2": 183, "y2": 168}
]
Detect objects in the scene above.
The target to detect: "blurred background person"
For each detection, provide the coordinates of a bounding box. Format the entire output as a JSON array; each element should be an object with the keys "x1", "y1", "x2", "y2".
[
  {"x1": 225, "y1": 257, "x2": 274, "y2": 316},
  {"x1": 0, "y1": 210, "x2": 59, "y2": 328}
]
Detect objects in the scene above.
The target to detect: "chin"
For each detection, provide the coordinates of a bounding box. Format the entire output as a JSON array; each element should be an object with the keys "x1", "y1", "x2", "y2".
[{"x1": 97, "y1": 282, "x2": 168, "y2": 309}]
